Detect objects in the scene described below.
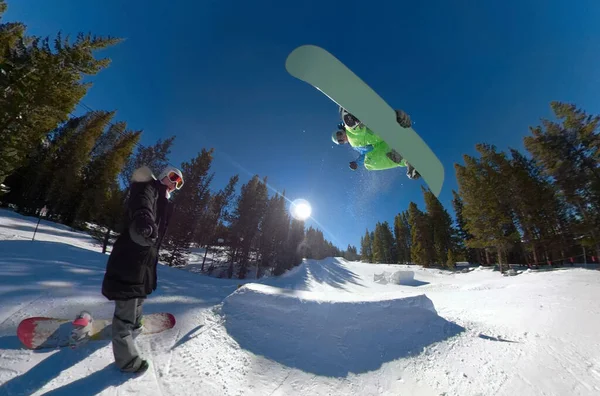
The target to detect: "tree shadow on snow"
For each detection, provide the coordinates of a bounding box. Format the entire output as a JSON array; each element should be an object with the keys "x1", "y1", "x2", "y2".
[
  {"x1": 0, "y1": 341, "x2": 108, "y2": 396},
  {"x1": 223, "y1": 296, "x2": 465, "y2": 377},
  {"x1": 263, "y1": 259, "x2": 365, "y2": 291},
  {"x1": 306, "y1": 259, "x2": 365, "y2": 290}
]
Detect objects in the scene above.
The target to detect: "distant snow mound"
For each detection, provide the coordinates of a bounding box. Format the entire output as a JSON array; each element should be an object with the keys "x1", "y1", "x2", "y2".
[
  {"x1": 374, "y1": 270, "x2": 420, "y2": 286},
  {"x1": 221, "y1": 284, "x2": 463, "y2": 377}
]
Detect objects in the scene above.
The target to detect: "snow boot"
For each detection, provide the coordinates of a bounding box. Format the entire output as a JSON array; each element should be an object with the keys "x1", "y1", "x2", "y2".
[
  {"x1": 133, "y1": 360, "x2": 150, "y2": 375},
  {"x1": 395, "y1": 109, "x2": 412, "y2": 128},
  {"x1": 386, "y1": 149, "x2": 404, "y2": 164},
  {"x1": 406, "y1": 163, "x2": 421, "y2": 180}
]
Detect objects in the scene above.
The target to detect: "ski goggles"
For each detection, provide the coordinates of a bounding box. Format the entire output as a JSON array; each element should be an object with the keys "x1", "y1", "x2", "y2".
[
  {"x1": 335, "y1": 130, "x2": 346, "y2": 144},
  {"x1": 167, "y1": 171, "x2": 184, "y2": 189}
]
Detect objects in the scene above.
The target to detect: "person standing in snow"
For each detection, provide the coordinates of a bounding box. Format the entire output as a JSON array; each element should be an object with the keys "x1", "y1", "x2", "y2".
[
  {"x1": 101, "y1": 165, "x2": 184, "y2": 374},
  {"x1": 332, "y1": 108, "x2": 421, "y2": 180}
]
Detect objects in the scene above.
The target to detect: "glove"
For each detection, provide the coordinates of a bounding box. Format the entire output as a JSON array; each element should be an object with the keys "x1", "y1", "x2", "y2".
[
  {"x1": 134, "y1": 213, "x2": 157, "y2": 240},
  {"x1": 349, "y1": 161, "x2": 358, "y2": 170}
]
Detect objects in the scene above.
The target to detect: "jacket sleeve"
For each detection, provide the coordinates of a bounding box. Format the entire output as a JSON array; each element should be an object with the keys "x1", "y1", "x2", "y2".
[
  {"x1": 352, "y1": 145, "x2": 374, "y2": 166},
  {"x1": 128, "y1": 182, "x2": 157, "y2": 223}
]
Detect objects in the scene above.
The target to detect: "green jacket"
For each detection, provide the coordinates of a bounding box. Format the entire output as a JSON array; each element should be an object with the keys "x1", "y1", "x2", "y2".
[{"x1": 345, "y1": 124, "x2": 407, "y2": 170}]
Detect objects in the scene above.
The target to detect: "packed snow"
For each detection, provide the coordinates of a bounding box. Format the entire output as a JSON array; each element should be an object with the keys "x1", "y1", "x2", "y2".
[{"x1": 1, "y1": 208, "x2": 600, "y2": 395}]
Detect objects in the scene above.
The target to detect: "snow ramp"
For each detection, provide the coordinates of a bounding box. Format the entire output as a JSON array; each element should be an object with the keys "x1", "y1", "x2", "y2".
[{"x1": 221, "y1": 283, "x2": 464, "y2": 377}]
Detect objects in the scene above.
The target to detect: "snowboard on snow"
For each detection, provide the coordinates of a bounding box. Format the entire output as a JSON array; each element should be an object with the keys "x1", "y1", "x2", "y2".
[
  {"x1": 17, "y1": 312, "x2": 176, "y2": 350},
  {"x1": 285, "y1": 44, "x2": 444, "y2": 197}
]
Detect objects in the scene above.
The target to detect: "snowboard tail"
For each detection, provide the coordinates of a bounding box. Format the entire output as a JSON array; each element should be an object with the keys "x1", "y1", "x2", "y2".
[
  {"x1": 17, "y1": 312, "x2": 176, "y2": 350},
  {"x1": 285, "y1": 45, "x2": 444, "y2": 196}
]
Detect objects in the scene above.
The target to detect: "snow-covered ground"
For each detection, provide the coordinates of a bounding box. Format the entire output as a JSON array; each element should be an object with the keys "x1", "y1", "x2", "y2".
[{"x1": 1, "y1": 209, "x2": 600, "y2": 395}]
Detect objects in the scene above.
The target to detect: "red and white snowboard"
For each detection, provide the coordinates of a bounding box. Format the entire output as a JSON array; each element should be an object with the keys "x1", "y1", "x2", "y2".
[{"x1": 17, "y1": 311, "x2": 176, "y2": 350}]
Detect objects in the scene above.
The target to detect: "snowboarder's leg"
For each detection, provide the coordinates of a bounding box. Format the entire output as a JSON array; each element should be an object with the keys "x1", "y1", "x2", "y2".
[
  {"x1": 395, "y1": 109, "x2": 412, "y2": 128},
  {"x1": 132, "y1": 298, "x2": 144, "y2": 339},
  {"x1": 112, "y1": 298, "x2": 146, "y2": 373},
  {"x1": 364, "y1": 143, "x2": 406, "y2": 170},
  {"x1": 386, "y1": 149, "x2": 407, "y2": 165}
]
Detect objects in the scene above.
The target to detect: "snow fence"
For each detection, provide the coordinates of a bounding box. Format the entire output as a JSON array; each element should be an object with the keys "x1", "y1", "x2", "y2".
[{"x1": 221, "y1": 283, "x2": 464, "y2": 377}]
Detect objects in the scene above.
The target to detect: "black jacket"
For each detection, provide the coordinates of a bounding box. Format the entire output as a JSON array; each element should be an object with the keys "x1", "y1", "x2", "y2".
[{"x1": 102, "y1": 167, "x2": 174, "y2": 301}]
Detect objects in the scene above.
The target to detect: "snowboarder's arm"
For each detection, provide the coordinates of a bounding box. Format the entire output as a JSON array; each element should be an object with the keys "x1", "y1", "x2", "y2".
[{"x1": 351, "y1": 145, "x2": 374, "y2": 167}]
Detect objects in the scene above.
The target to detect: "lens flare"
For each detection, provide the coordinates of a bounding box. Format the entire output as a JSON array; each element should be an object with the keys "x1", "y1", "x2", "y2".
[{"x1": 290, "y1": 199, "x2": 312, "y2": 221}]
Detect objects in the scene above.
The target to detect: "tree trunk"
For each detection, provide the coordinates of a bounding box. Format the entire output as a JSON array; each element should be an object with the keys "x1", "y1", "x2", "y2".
[{"x1": 201, "y1": 245, "x2": 210, "y2": 272}]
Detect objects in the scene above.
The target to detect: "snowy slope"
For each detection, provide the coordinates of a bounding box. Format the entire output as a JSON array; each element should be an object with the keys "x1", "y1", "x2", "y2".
[{"x1": 1, "y1": 208, "x2": 600, "y2": 396}]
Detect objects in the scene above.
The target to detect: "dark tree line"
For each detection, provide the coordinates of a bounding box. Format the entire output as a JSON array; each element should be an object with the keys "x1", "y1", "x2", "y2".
[
  {"x1": 0, "y1": 1, "x2": 342, "y2": 279},
  {"x1": 360, "y1": 187, "x2": 457, "y2": 269},
  {"x1": 360, "y1": 101, "x2": 600, "y2": 271}
]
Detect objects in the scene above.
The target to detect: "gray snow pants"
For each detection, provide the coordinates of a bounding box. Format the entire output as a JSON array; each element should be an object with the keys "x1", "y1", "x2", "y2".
[{"x1": 112, "y1": 298, "x2": 144, "y2": 372}]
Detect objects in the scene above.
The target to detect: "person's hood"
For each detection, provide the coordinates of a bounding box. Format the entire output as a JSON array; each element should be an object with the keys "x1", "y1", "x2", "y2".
[{"x1": 131, "y1": 166, "x2": 157, "y2": 183}]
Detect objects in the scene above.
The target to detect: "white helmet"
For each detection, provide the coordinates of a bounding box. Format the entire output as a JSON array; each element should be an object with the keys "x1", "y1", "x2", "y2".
[
  {"x1": 332, "y1": 129, "x2": 347, "y2": 145},
  {"x1": 158, "y1": 165, "x2": 184, "y2": 190},
  {"x1": 332, "y1": 130, "x2": 341, "y2": 144}
]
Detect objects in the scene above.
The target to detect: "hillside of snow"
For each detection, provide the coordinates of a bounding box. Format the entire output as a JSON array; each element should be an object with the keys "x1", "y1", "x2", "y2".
[{"x1": 1, "y1": 208, "x2": 600, "y2": 395}]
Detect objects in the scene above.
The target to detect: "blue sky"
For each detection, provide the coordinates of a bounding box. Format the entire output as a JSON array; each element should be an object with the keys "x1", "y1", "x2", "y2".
[{"x1": 6, "y1": 0, "x2": 600, "y2": 250}]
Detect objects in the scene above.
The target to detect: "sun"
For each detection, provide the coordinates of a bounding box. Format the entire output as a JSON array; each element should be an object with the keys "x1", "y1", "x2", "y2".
[{"x1": 290, "y1": 199, "x2": 312, "y2": 221}]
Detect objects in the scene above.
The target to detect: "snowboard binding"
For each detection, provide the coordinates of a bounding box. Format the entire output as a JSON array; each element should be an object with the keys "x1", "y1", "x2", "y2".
[
  {"x1": 69, "y1": 310, "x2": 93, "y2": 349},
  {"x1": 395, "y1": 109, "x2": 412, "y2": 128},
  {"x1": 406, "y1": 163, "x2": 421, "y2": 180}
]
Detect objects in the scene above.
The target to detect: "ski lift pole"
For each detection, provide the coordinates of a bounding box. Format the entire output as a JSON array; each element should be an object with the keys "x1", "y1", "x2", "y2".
[{"x1": 32, "y1": 205, "x2": 47, "y2": 241}]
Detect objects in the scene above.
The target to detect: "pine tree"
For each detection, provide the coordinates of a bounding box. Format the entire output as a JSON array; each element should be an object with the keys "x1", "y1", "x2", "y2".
[
  {"x1": 197, "y1": 175, "x2": 239, "y2": 272},
  {"x1": 229, "y1": 175, "x2": 268, "y2": 278},
  {"x1": 422, "y1": 186, "x2": 454, "y2": 266},
  {"x1": 275, "y1": 218, "x2": 305, "y2": 275},
  {"x1": 408, "y1": 202, "x2": 434, "y2": 266},
  {"x1": 523, "y1": 101, "x2": 600, "y2": 259},
  {"x1": 121, "y1": 136, "x2": 175, "y2": 190},
  {"x1": 0, "y1": 12, "x2": 122, "y2": 184},
  {"x1": 393, "y1": 211, "x2": 412, "y2": 263},
  {"x1": 507, "y1": 148, "x2": 571, "y2": 265},
  {"x1": 451, "y1": 190, "x2": 478, "y2": 263},
  {"x1": 343, "y1": 245, "x2": 359, "y2": 261},
  {"x1": 446, "y1": 249, "x2": 456, "y2": 269},
  {"x1": 258, "y1": 192, "x2": 289, "y2": 277},
  {"x1": 46, "y1": 111, "x2": 114, "y2": 222},
  {"x1": 163, "y1": 149, "x2": 214, "y2": 267},
  {"x1": 372, "y1": 221, "x2": 395, "y2": 263},
  {"x1": 454, "y1": 144, "x2": 520, "y2": 271},
  {"x1": 76, "y1": 123, "x2": 141, "y2": 226},
  {"x1": 372, "y1": 222, "x2": 384, "y2": 263},
  {"x1": 360, "y1": 229, "x2": 373, "y2": 263},
  {"x1": 91, "y1": 182, "x2": 126, "y2": 253}
]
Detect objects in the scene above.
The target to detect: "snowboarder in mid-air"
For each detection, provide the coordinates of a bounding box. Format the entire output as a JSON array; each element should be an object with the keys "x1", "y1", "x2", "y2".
[{"x1": 332, "y1": 107, "x2": 420, "y2": 180}]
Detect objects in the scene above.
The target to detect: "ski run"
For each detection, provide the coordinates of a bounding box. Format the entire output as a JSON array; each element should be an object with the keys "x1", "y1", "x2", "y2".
[{"x1": 1, "y1": 208, "x2": 599, "y2": 396}]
